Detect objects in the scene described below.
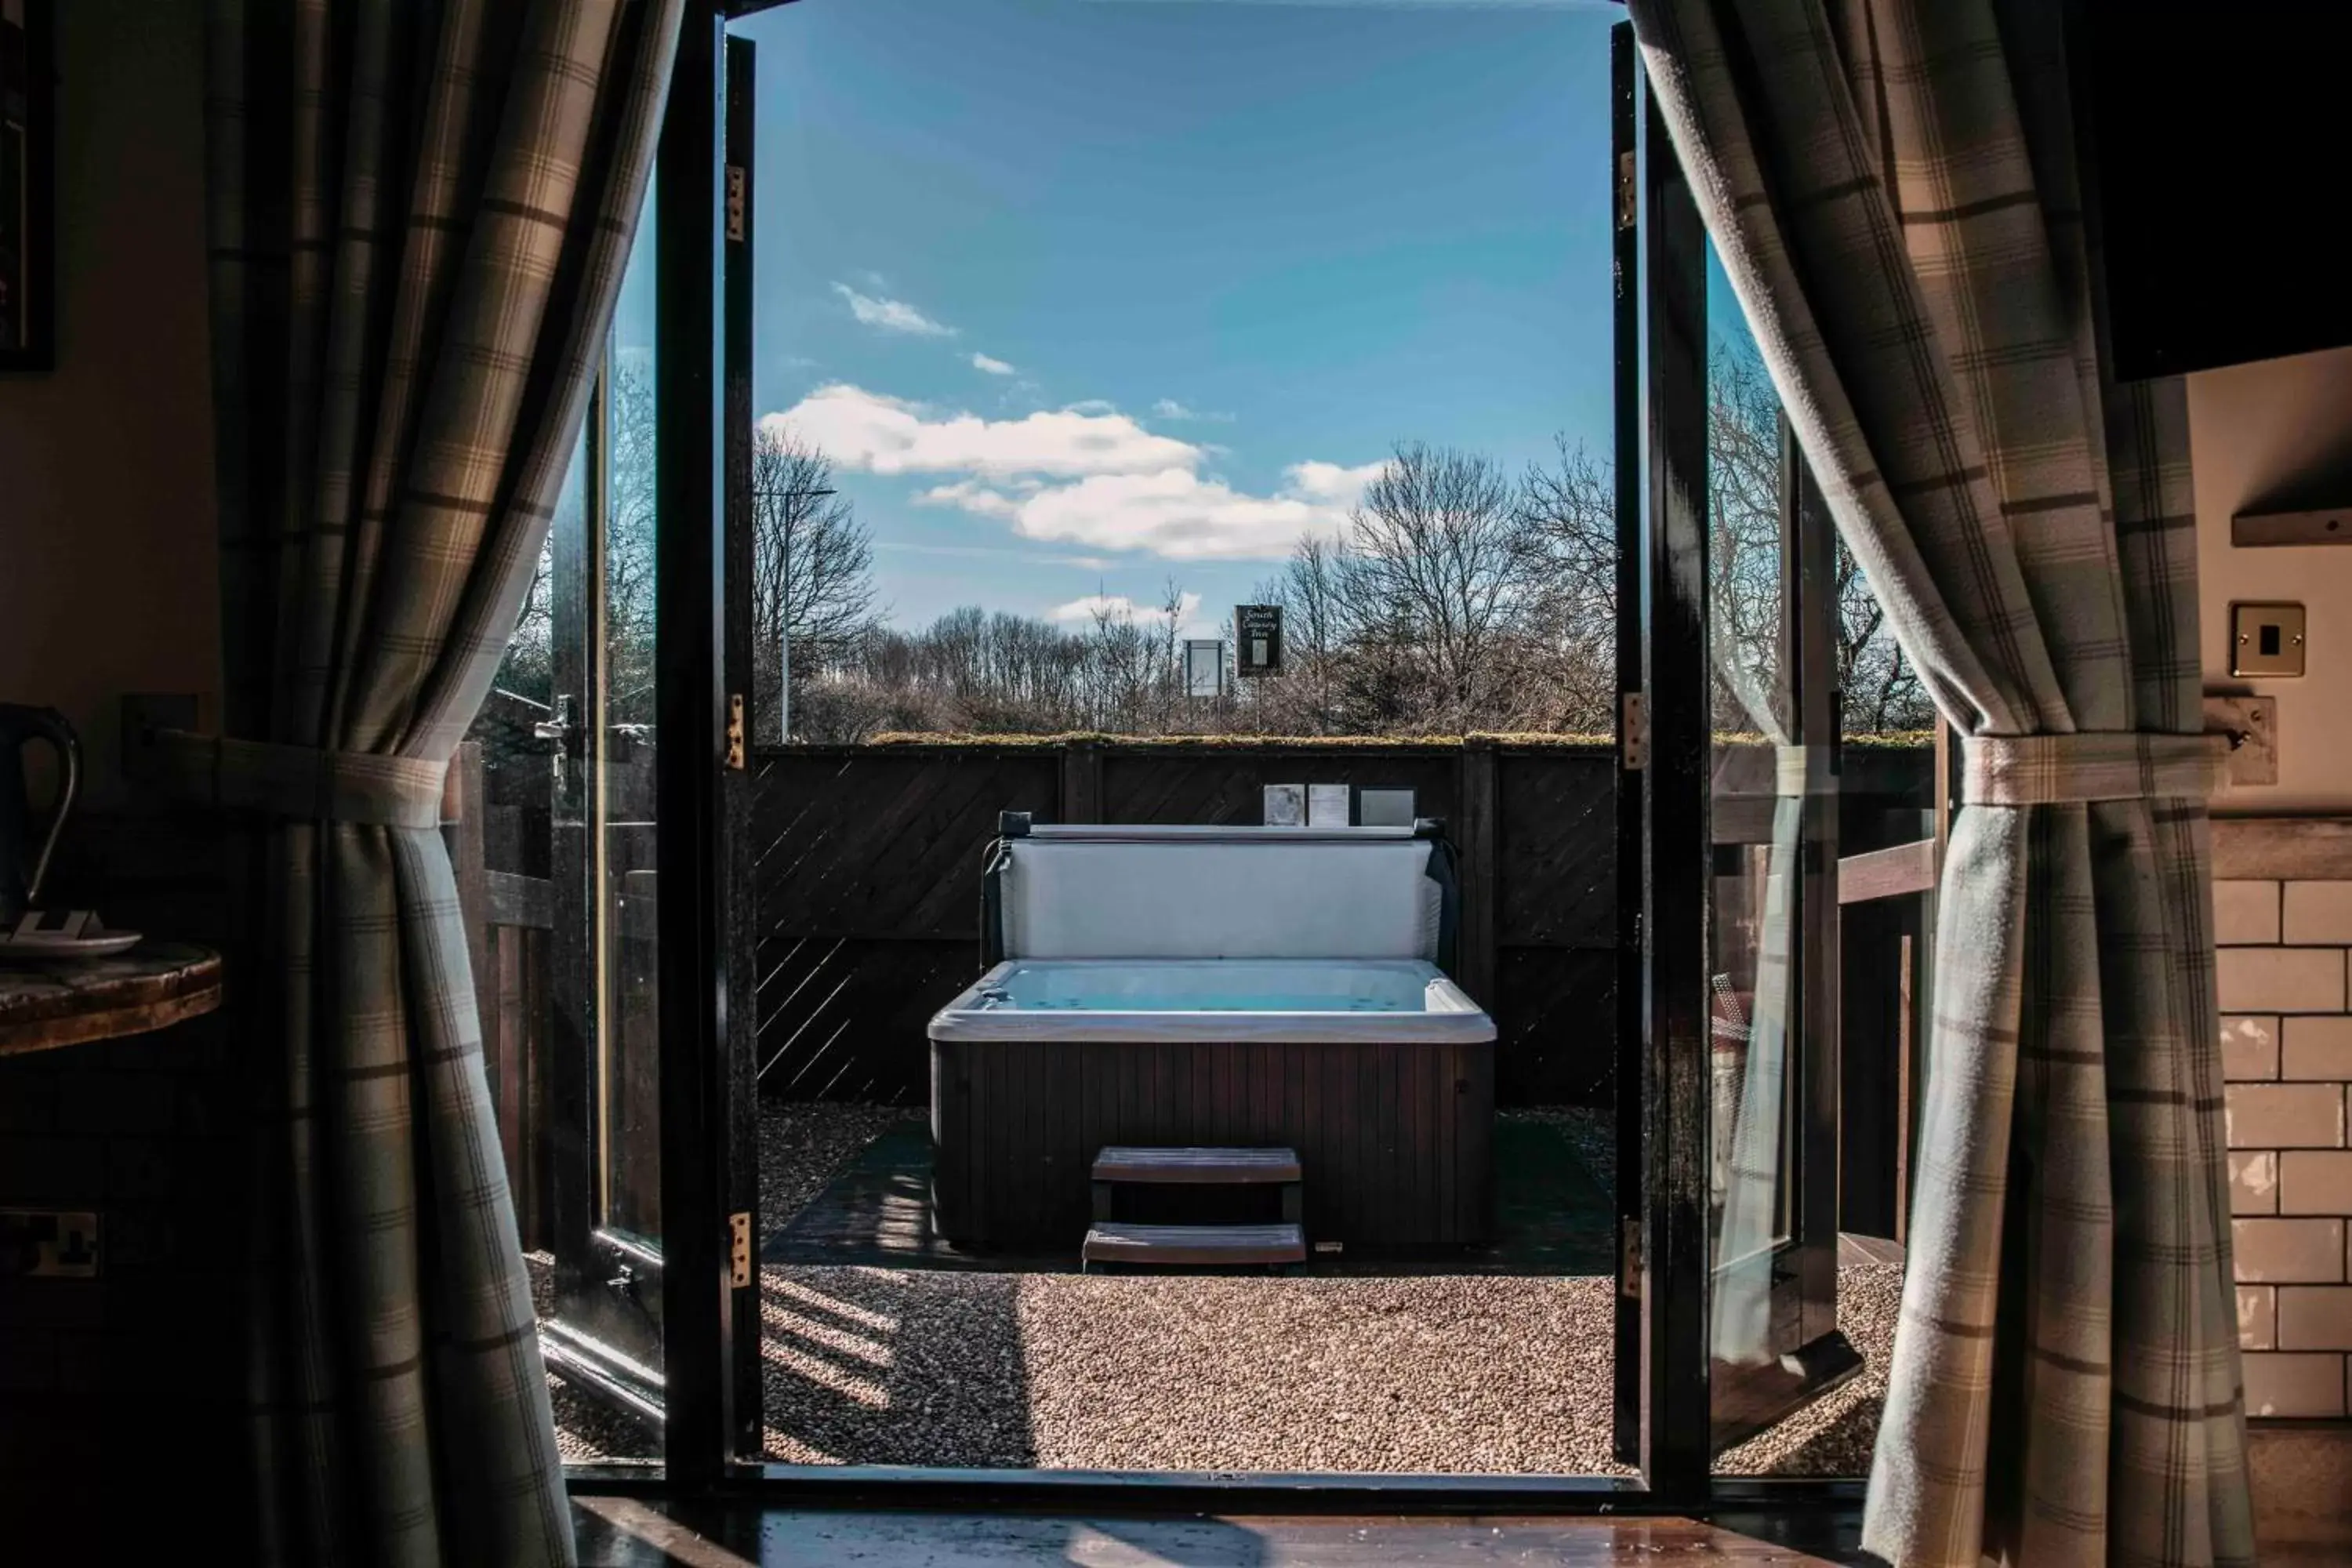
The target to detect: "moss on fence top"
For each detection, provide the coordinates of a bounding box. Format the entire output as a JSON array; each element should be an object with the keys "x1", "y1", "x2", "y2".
[
  {"x1": 860, "y1": 730, "x2": 1615, "y2": 748},
  {"x1": 851, "y1": 729, "x2": 1934, "y2": 750}
]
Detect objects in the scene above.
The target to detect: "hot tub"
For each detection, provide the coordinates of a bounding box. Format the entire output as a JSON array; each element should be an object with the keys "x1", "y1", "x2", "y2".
[{"x1": 928, "y1": 820, "x2": 1497, "y2": 1251}]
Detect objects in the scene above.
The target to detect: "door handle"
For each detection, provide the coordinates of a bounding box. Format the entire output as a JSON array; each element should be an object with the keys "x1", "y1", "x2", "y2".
[{"x1": 533, "y1": 694, "x2": 580, "y2": 750}]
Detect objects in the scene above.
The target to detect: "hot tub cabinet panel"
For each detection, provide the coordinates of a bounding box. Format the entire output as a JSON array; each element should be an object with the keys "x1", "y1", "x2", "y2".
[{"x1": 930, "y1": 1036, "x2": 1495, "y2": 1250}]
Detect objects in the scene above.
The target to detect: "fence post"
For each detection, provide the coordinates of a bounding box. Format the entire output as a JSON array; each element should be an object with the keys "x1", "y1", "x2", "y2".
[
  {"x1": 1061, "y1": 738, "x2": 1104, "y2": 823},
  {"x1": 441, "y1": 742, "x2": 496, "y2": 1083},
  {"x1": 1457, "y1": 739, "x2": 1499, "y2": 1008}
]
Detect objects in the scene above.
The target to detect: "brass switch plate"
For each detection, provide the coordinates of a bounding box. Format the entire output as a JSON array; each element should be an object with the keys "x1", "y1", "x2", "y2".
[{"x1": 2231, "y1": 602, "x2": 2307, "y2": 677}]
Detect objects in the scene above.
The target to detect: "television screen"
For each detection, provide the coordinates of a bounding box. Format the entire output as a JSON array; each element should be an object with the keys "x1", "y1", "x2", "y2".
[{"x1": 2081, "y1": 0, "x2": 2352, "y2": 379}]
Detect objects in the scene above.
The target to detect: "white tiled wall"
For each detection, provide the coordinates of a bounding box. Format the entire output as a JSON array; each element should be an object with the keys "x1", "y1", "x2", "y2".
[{"x1": 2219, "y1": 878, "x2": 2352, "y2": 1418}]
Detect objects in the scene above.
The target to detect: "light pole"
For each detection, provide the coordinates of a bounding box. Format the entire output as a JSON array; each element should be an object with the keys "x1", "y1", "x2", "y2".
[{"x1": 764, "y1": 483, "x2": 834, "y2": 743}]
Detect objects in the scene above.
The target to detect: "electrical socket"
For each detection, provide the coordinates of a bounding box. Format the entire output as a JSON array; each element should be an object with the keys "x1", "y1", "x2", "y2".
[{"x1": 0, "y1": 1209, "x2": 100, "y2": 1278}]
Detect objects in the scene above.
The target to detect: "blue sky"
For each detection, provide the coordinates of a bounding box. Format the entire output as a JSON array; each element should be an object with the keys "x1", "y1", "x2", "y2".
[{"x1": 729, "y1": 0, "x2": 1625, "y2": 637}]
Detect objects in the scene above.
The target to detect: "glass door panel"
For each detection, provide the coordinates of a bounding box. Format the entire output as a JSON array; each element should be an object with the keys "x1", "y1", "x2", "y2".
[
  {"x1": 535, "y1": 175, "x2": 670, "y2": 1439},
  {"x1": 1610, "y1": 60, "x2": 1860, "y2": 1465},
  {"x1": 1700, "y1": 241, "x2": 1857, "y2": 1456}
]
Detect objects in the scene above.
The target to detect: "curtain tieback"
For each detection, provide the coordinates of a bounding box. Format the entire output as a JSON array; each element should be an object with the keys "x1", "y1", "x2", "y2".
[
  {"x1": 146, "y1": 728, "x2": 448, "y2": 829},
  {"x1": 1960, "y1": 731, "x2": 2228, "y2": 806}
]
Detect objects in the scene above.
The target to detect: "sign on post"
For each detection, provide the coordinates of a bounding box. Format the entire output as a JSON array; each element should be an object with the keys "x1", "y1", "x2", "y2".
[{"x1": 1235, "y1": 604, "x2": 1282, "y2": 677}]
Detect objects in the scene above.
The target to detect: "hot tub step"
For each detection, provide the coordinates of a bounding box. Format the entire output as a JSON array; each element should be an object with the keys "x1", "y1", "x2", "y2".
[
  {"x1": 1092, "y1": 1145, "x2": 1301, "y2": 1184},
  {"x1": 1081, "y1": 1221, "x2": 1306, "y2": 1268}
]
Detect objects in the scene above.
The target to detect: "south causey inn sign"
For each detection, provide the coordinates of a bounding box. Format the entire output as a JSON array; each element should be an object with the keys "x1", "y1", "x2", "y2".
[{"x1": 1235, "y1": 604, "x2": 1282, "y2": 677}]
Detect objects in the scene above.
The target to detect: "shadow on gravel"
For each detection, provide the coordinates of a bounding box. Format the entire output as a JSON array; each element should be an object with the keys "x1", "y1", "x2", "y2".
[{"x1": 760, "y1": 1265, "x2": 1036, "y2": 1466}]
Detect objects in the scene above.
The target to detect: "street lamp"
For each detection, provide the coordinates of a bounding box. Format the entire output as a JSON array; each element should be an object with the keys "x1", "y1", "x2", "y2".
[{"x1": 766, "y1": 484, "x2": 835, "y2": 743}]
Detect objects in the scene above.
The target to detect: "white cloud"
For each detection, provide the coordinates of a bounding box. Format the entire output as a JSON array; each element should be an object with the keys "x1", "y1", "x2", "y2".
[
  {"x1": 1287, "y1": 459, "x2": 1388, "y2": 503},
  {"x1": 924, "y1": 461, "x2": 1379, "y2": 561},
  {"x1": 1050, "y1": 590, "x2": 1204, "y2": 629},
  {"x1": 1151, "y1": 398, "x2": 1234, "y2": 423},
  {"x1": 831, "y1": 282, "x2": 956, "y2": 337},
  {"x1": 971, "y1": 353, "x2": 1016, "y2": 376},
  {"x1": 762, "y1": 383, "x2": 1384, "y2": 561},
  {"x1": 766, "y1": 384, "x2": 1198, "y2": 480}
]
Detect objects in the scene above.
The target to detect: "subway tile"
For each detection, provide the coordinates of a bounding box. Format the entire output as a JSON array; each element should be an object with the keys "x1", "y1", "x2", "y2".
[
  {"x1": 2278, "y1": 1287, "x2": 2352, "y2": 1351},
  {"x1": 2231, "y1": 1150, "x2": 2280, "y2": 1214},
  {"x1": 2223, "y1": 1015, "x2": 2281, "y2": 1082},
  {"x1": 2240, "y1": 1284, "x2": 2276, "y2": 1349},
  {"x1": 2217, "y1": 948, "x2": 2347, "y2": 1014},
  {"x1": 2283, "y1": 1014, "x2": 2352, "y2": 1081},
  {"x1": 2226, "y1": 1083, "x2": 2347, "y2": 1149},
  {"x1": 2216, "y1": 880, "x2": 2283, "y2": 944},
  {"x1": 2234, "y1": 1218, "x2": 2346, "y2": 1282},
  {"x1": 2243, "y1": 1352, "x2": 2349, "y2": 1417},
  {"x1": 2285, "y1": 881, "x2": 2352, "y2": 945},
  {"x1": 2281, "y1": 1151, "x2": 2352, "y2": 1216}
]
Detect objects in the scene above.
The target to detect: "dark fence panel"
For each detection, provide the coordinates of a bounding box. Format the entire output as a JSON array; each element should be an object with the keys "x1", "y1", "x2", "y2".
[
  {"x1": 747, "y1": 738, "x2": 1933, "y2": 1111},
  {"x1": 750, "y1": 746, "x2": 1061, "y2": 1098}
]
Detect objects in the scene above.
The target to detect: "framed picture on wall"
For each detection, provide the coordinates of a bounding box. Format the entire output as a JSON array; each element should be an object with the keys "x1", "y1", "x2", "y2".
[{"x1": 1, "y1": 0, "x2": 55, "y2": 372}]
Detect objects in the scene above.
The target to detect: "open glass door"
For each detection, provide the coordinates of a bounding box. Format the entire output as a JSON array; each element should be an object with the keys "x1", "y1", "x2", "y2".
[
  {"x1": 1613, "y1": 20, "x2": 1857, "y2": 1477},
  {"x1": 539, "y1": 180, "x2": 672, "y2": 1431},
  {"x1": 1700, "y1": 287, "x2": 1860, "y2": 1454}
]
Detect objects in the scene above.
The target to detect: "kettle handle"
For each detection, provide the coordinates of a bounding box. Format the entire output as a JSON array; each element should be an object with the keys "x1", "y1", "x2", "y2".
[{"x1": 16, "y1": 709, "x2": 80, "y2": 909}]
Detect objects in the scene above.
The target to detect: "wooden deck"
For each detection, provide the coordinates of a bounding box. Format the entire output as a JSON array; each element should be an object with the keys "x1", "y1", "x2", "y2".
[{"x1": 575, "y1": 1499, "x2": 1860, "y2": 1566}]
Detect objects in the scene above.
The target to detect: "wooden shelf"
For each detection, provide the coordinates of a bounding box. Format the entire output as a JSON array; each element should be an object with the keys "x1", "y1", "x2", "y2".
[{"x1": 0, "y1": 941, "x2": 223, "y2": 1057}]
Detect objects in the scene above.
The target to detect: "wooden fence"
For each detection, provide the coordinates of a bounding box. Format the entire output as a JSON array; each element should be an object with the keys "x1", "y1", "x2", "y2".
[
  {"x1": 443, "y1": 731, "x2": 1936, "y2": 1243},
  {"x1": 747, "y1": 738, "x2": 1933, "y2": 1110},
  {"x1": 443, "y1": 735, "x2": 557, "y2": 1251}
]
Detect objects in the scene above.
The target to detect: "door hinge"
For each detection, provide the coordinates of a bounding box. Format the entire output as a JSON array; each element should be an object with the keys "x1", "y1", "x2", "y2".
[
  {"x1": 1615, "y1": 148, "x2": 1638, "y2": 231},
  {"x1": 1621, "y1": 691, "x2": 1648, "y2": 771},
  {"x1": 725, "y1": 693, "x2": 746, "y2": 771},
  {"x1": 1621, "y1": 1217, "x2": 1642, "y2": 1300},
  {"x1": 725, "y1": 165, "x2": 747, "y2": 244},
  {"x1": 729, "y1": 1210, "x2": 753, "y2": 1288}
]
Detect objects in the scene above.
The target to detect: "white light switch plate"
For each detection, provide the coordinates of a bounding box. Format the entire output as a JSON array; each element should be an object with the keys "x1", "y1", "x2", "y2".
[{"x1": 2203, "y1": 695, "x2": 2279, "y2": 787}]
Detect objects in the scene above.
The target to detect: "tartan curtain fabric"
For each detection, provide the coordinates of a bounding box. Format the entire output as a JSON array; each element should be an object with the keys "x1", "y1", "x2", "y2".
[
  {"x1": 1624, "y1": 2, "x2": 2254, "y2": 1564},
  {"x1": 202, "y1": 2, "x2": 679, "y2": 1561}
]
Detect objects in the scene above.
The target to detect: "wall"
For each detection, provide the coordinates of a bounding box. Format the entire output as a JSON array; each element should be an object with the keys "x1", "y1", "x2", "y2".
[
  {"x1": 2194, "y1": 346, "x2": 2352, "y2": 816},
  {"x1": 2194, "y1": 350, "x2": 2352, "y2": 1431},
  {"x1": 2217, "y1": 883, "x2": 2352, "y2": 1416},
  {"x1": 0, "y1": 0, "x2": 219, "y2": 798},
  {"x1": 0, "y1": 1, "x2": 245, "y2": 1553}
]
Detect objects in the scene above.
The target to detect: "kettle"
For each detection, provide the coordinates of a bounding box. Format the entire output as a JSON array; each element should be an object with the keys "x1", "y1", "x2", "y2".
[{"x1": 0, "y1": 705, "x2": 80, "y2": 924}]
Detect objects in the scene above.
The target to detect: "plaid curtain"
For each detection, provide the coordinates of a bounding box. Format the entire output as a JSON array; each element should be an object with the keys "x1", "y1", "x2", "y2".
[
  {"x1": 1624, "y1": 2, "x2": 2255, "y2": 1564},
  {"x1": 194, "y1": 2, "x2": 680, "y2": 1561}
]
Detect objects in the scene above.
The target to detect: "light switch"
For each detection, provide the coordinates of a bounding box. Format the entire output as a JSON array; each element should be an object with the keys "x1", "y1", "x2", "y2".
[{"x1": 2230, "y1": 602, "x2": 2306, "y2": 677}]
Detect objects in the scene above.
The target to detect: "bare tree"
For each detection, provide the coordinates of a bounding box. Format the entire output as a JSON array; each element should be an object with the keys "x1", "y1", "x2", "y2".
[
  {"x1": 1343, "y1": 442, "x2": 1534, "y2": 730},
  {"x1": 752, "y1": 423, "x2": 877, "y2": 739},
  {"x1": 1515, "y1": 437, "x2": 1617, "y2": 733},
  {"x1": 1245, "y1": 536, "x2": 1352, "y2": 734},
  {"x1": 604, "y1": 353, "x2": 661, "y2": 728}
]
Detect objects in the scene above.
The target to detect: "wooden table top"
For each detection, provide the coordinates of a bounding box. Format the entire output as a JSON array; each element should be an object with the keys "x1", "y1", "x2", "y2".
[{"x1": 0, "y1": 942, "x2": 225, "y2": 1058}]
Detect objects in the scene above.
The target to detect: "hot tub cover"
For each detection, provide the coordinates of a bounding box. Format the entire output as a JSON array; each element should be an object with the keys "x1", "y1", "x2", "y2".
[{"x1": 981, "y1": 820, "x2": 1456, "y2": 965}]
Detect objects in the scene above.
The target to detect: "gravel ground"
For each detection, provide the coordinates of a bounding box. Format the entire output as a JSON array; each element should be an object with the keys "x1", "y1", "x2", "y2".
[
  {"x1": 764, "y1": 1255, "x2": 1906, "y2": 1476},
  {"x1": 540, "y1": 1098, "x2": 909, "y2": 1461},
  {"x1": 1718, "y1": 1258, "x2": 1903, "y2": 1475},
  {"x1": 545, "y1": 1099, "x2": 1907, "y2": 1476},
  {"x1": 758, "y1": 1098, "x2": 910, "y2": 1221}
]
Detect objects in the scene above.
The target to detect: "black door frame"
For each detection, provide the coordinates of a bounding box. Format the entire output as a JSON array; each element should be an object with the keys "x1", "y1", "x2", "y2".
[{"x1": 579, "y1": 0, "x2": 1867, "y2": 1519}]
